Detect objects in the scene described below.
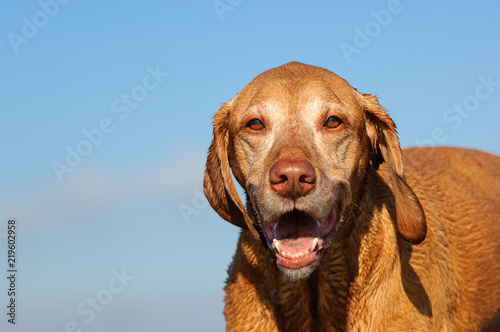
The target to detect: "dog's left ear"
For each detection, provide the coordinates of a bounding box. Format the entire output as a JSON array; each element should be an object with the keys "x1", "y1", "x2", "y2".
[{"x1": 361, "y1": 93, "x2": 427, "y2": 244}]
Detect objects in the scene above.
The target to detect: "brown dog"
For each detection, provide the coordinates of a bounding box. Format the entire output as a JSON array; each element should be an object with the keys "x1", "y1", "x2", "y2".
[{"x1": 204, "y1": 62, "x2": 500, "y2": 331}]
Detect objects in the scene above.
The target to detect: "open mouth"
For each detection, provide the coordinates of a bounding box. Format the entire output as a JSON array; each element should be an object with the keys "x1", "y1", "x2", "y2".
[{"x1": 263, "y1": 204, "x2": 340, "y2": 269}]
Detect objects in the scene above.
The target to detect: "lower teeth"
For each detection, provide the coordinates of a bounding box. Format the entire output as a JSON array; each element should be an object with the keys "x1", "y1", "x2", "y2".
[{"x1": 273, "y1": 237, "x2": 320, "y2": 259}]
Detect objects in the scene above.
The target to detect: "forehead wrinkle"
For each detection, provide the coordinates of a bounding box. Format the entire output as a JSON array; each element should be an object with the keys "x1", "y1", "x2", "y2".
[
  {"x1": 243, "y1": 102, "x2": 265, "y2": 119},
  {"x1": 236, "y1": 98, "x2": 283, "y2": 133},
  {"x1": 298, "y1": 80, "x2": 344, "y2": 106},
  {"x1": 298, "y1": 89, "x2": 345, "y2": 128}
]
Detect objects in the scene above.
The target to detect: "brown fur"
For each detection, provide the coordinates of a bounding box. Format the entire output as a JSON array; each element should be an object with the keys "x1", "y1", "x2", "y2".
[{"x1": 204, "y1": 62, "x2": 500, "y2": 331}]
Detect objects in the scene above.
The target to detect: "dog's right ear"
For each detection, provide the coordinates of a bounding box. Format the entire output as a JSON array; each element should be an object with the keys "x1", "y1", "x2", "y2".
[{"x1": 204, "y1": 101, "x2": 254, "y2": 231}]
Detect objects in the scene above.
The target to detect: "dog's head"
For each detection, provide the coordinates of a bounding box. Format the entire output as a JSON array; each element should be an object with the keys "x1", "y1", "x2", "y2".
[{"x1": 204, "y1": 62, "x2": 426, "y2": 280}]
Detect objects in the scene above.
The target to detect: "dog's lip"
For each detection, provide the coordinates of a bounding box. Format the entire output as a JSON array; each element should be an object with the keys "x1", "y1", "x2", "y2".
[
  {"x1": 263, "y1": 203, "x2": 340, "y2": 269},
  {"x1": 276, "y1": 249, "x2": 320, "y2": 269}
]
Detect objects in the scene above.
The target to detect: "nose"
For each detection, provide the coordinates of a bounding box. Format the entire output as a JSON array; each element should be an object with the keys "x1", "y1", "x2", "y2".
[{"x1": 269, "y1": 159, "x2": 316, "y2": 198}]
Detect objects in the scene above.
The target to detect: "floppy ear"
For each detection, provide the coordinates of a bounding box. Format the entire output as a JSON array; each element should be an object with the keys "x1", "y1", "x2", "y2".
[
  {"x1": 203, "y1": 101, "x2": 262, "y2": 241},
  {"x1": 362, "y1": 93, "x2": 427, "y2": 244}
]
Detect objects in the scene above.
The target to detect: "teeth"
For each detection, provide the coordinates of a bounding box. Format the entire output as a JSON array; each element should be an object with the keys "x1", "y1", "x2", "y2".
[
  {"x1": 274, "y1": 237, "x2": 320, "y2": 259},
  {"x1": 310, "y1": 237, "x2": 319, "y2": 252},
  {"x1": 316, "y1": 220, "x2": 321, "y2": 228},
  {"x1": 273, "y1": 239, "x2": 281, "y2": 253}
]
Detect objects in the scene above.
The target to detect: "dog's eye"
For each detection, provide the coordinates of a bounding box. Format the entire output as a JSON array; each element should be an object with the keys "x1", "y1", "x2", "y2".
[
  {"x1": 324, "y1": 116, "x2": 342, "y2": 129},
  {"x1": 247, "y1": 119, "x2": 265, "y2": 131}
]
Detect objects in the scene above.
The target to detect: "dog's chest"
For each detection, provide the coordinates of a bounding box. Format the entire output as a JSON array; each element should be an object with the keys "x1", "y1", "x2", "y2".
[{"x1": 271, "y1": 252, "x2": 352, "y2": 331}]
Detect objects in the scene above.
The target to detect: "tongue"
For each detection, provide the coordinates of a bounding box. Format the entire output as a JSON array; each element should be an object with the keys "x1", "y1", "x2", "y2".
[{"x1": 275, "y1": 210, "x2": 319, "y2": 255}]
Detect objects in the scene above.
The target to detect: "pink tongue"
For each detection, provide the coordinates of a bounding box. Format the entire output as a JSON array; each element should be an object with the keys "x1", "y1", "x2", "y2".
[{"x1": 275, "y1": 210, "x2": 319, "y2": 254}]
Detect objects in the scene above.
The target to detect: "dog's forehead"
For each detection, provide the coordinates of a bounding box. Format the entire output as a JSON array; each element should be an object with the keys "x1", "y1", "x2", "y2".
[{"x1": 234, "y1": 62, "x2": 359, "y2": 114}]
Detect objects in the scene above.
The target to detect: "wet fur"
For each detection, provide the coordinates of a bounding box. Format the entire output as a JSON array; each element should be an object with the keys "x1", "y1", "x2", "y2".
[{"x1": 204, "y1": 62, "x2": 500, "y2": 331}]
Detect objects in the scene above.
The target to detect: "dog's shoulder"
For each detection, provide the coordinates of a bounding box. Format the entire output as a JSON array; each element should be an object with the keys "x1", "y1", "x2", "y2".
[
  {"x1": 402, "y1": 147, "x2": 500, "y2": 196},
  {"x1": 403, "y1": 146, "x2": 500, "y2": 177}
]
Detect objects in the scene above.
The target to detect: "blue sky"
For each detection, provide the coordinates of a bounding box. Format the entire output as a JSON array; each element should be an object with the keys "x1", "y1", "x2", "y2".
[{"x1": 1, "y1": 1, "x2": 499, "y2": 331}]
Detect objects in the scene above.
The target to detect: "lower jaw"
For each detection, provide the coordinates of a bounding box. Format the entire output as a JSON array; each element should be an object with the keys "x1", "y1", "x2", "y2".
[
  {"x1": 277, "y1": 259, "x2": 320, "y2": 281},
  {"x1": 276, "y1": 251, "x2": 319, "y2": 269}
]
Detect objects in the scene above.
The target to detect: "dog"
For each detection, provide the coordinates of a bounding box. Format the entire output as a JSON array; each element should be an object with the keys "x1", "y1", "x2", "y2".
[{"x1": 204, "y1": 62, "x2": 500, "y2": 331}]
